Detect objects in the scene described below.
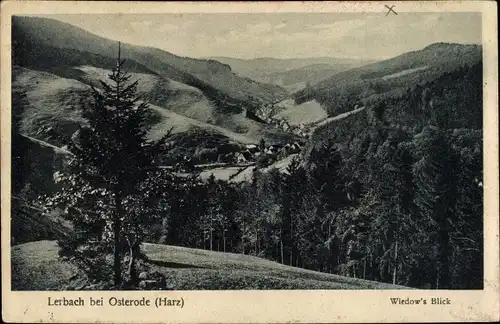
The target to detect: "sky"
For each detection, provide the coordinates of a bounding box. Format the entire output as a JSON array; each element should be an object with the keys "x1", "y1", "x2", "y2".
[{"x1": 43, "y1": 13, "x2": 481, "y2": 60}]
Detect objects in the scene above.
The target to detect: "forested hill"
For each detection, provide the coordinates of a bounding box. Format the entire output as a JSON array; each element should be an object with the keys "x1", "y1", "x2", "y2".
[
  {"x1": 125, "y1": 61, "x2": 483, "y2": 289},
  {"x1": 289, "y1": 61, "x2": 483, "y2": 288},
  {"x1": 294, "y1": 43, "x2": 482, "y2": 117},
  {"x1": 12, "y1": 16, "x2": 287, "y2": 110},
  {"x1": 307, "y1": 61, "x2": 483, "y2": 148}
]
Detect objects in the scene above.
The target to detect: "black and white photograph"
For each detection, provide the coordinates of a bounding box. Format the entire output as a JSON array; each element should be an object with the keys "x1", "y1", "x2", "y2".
[
  {"x1": 7, "y1": 8, "x2": 488, "y2": 292},
  {"x1": 0, "y1": 1, "x2": 500, "y2": 323},
  {"x1": 2, "y1": 2, "x2": 499, "y2": 322}
]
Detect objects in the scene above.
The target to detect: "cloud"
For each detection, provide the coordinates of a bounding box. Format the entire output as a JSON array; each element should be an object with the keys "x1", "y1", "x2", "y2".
[
  {"x1": 130, "y1": 20, "x2": 153, "y2": 27},
  {"x1": 241, "y1": 22, "x2": 289, "y2": 35},
  {"x1": 46, "y1": 13, "x2": 482, "y2": 59},
  {"x1": 156, "y1": 20, "x2": 196, "y2": 33},
  {"x1": 309, "y1": 19, "x2": 366, "y2": 31}
]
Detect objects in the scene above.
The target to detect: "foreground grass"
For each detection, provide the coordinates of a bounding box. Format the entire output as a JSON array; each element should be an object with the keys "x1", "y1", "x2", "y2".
[
  {"x1": 11, "y1": 241, "x2": 76, "y2": 290},
  {"x1": 12, "y1": 240, "x2": 408, "y2": 290}
]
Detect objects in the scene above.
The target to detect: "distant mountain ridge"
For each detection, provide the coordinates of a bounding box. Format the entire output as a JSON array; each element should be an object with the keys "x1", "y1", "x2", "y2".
[
  {"x1": 262, "y1": 64, "x2": 347, "y2": 92},
  {"x1": 207, "y1": 56, "x2": 372, "y2": 90},
  {"x1": 208, "y1": 56, "x2": 371, "y2": 72},
  {"x1": 294, "y1": 42, "x2": 482, "y2": 117}
]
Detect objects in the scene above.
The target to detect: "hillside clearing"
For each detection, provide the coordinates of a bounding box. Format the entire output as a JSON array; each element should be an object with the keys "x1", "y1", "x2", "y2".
[
  {"x1": 12, "y1": 240, "x2": 408, "y2": 290},
  {"x1": 199, "y1": 153, "x2": 300, "y2": 183},
  {"x1": 275, "y1": 99, "x2": 327, "y2": 125},
  {"x1": 147, "y1": 104, "x2": 255, "y2": 144},
  {"x1": 200, "y1": 166, "x2": 250, "y2": 182},
  {"x1": 13, "y1": 66, "x2": 88, "y2": 141},
  {"x1": 263, "y1": 154, "x2": 299, "y2": 173},
  {"x1": 14, "y1": 65, "x2": 293, "y2": 146},
  {"x1": 311, "y1": 106, "x2": 366, "y2": 130},
  {"x1": 13, "y1": 66, "x2": 258, "y2": 145},
  {"x1": 381, "y1": 66, "x2": 429, "y2": 80}
]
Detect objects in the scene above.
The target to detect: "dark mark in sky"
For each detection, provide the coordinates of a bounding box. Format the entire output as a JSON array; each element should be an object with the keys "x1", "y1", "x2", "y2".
[{"x1": 385, "y1": 5, "x2": 397, "y2": 16}]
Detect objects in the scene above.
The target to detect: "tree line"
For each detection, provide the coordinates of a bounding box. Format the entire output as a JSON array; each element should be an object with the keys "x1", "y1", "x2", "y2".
[
  {"x1": 39, "y1": 45, "x2": 483, "y2": 289},
  {"x1": 154, "y1": 124, "x2": 482, "y2": 289},
  {"x1": 148, "y1": 62, "x2": 484, "y2": 289}
]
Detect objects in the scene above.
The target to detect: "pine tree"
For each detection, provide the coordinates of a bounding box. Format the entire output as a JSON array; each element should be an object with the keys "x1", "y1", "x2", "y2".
[
  {"x1": 448, "y1": 130, "x2": 483, "y2": 288},
  {"x1": 371, "y1": 134, "x2": 415, "y2": 285},
  {"x1": 42, "y1": 42, "x2": 170, "y2": 288},
  {"x1": 413, "y1": 126, "x2": 459, "y2": 289}
]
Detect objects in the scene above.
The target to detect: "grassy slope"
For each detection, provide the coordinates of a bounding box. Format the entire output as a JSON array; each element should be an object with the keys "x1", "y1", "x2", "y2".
[
  {"x1": 148, "y1": 104, "x2": 255, "y2": 144},
  {"x1": 12, "y1": 16, "x2": 287, "y2": 105},
  {"x1": 12, "y1": 16, "x2": 298, "y2": 146},
  {"x1": 71, "y1": 66, "x2": 286, "y2": 144},
  {"x1": 12, "y1": 240, "x2": 407, "y2": 290},
  {"x1": 275, "y1": 99, "x2": 328, "y2": 125},
  {"x1": 13, "y1": 66, "x2": 88, "y2": 144},
  {"x1": 13, "y1": 66, "x2": 270, "y2": 145},
  {"x1": 14, "y1": 63, "x2": 295, "y2": 146},
  {"x1": 73, "y1": 65, "x2": 219, "y2": 123},
  {"x1": 12, "y1": 241, "x2": 77, "y2": 290}
]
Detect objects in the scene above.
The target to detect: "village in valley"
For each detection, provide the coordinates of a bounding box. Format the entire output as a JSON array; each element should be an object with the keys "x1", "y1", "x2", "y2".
[
  {"x1": 173, "y1": 102, "x2": 310, "y2": 174},
  {"x1": 175, "y1": 101, "x2": 366, "y2": 176}
]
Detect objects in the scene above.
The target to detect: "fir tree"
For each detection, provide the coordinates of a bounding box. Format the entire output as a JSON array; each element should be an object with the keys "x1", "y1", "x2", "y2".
[
  {"x1": 42, "y1": 42, "x2": 170, "y2": 288},
  {"x1": 371, "y1": 134, "x2": 415, "y2": 285},
  {"x1": 413, "y1": 126, "x2": 459, "y2": 289}
]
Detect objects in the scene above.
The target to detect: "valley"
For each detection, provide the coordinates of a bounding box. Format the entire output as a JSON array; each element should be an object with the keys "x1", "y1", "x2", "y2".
[{"x1": 10, "y1": 15, "x2": 484, "y2": 291}]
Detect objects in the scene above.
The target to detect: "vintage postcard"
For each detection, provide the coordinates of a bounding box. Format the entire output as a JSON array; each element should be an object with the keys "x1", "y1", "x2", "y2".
[{"x1": 1, "y1": 1, "x2": 499, "y2": 323}]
